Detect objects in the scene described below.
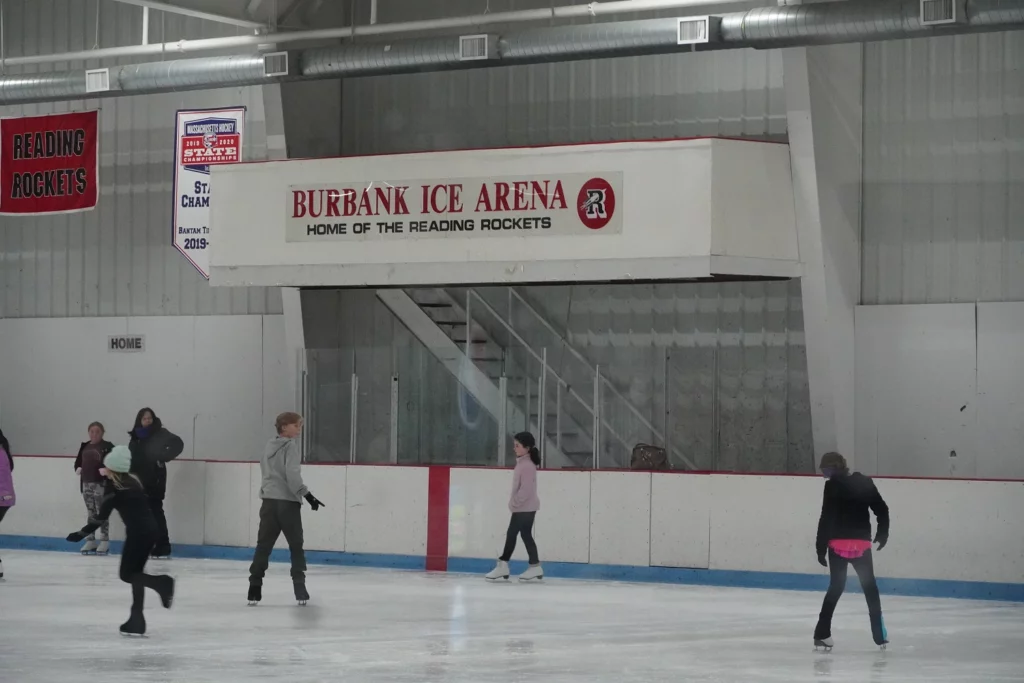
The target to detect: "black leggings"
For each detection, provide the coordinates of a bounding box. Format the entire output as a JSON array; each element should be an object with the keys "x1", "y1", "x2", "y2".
[
  {"x1": 815, "y1": 548, "x2": 887, "y2": 645},
  {"x1": 0, "y1": 506, "x2": 7, "y2": 524},
  {"x1": 499, "y1": 512, "x2": 539, "y2": 565},
  {"x1": 120, "y1": 533, "x2": 164, "y2": 612}
]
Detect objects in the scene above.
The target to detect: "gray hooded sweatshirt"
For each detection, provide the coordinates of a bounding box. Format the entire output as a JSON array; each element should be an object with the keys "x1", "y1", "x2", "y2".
[{"x1": 259, "y1": 436, "x2": 308, "y2": 502}]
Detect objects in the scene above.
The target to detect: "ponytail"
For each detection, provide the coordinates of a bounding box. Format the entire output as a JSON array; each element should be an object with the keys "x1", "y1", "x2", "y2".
[
  {"x1": 514, "y1": 431, "x2": 541, "y2": 467},
  {"x1": 529, "y1": 447, "x2": 541, "y2": 467}
]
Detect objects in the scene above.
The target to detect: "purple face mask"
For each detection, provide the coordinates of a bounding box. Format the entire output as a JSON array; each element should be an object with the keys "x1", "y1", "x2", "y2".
[{"x1": 821, "y1": 467, "x2": 836, "y2": 479}]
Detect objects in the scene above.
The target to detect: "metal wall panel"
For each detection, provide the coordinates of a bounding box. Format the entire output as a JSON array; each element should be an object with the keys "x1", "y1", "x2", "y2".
[
  {"x1": 0, "y1": 0, "x2": 281, "y2": 317},
  {"x1": 862, "y1": 31, "x2": 1024, "y2": 304},
  {"x1": 341, "y1": 0, "x2": 786, "y2": 153}
]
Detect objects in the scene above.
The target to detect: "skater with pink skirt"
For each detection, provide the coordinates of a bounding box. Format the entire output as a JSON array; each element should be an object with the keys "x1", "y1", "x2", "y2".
[{"x1": 0, "y1": 429, "x2": 13, "y2": 580}]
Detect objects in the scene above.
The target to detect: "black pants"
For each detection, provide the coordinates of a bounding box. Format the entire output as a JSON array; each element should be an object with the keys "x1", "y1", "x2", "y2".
[
  {"x1": 120, "y1": 532, "x2": 165, "y2": 613},
  {"x1": 815, "y1": 548, "x2": 887, "y2": 645},
  {"x1": 249, "y1": 499, "x2": 306, "y2": 585},
  {"x1": 499, "y1": 511, "x2": 539, "y2": 565},
  {"x1": 149, "y1": 497, "x2": 171, "y2": 556},
  {"x1": 0, "y1": 506, "x2": 8, "y2": 523}
]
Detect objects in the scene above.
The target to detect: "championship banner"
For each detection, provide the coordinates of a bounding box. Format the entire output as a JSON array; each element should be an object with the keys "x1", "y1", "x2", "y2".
[
  {"x1": 0, "y1": 110, "x2": 99, "y2": 215},
  {"x1": 172, "y1": 107, "x2": 245, "y2": 279},
  {"x1": 285, "y1": 173, "x2": 623, "y2": 242}
]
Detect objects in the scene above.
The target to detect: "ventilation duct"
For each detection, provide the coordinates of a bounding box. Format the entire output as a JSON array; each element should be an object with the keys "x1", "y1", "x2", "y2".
[{"x1": 0, "y1": 0, "x2": 1021, "y2": 105}]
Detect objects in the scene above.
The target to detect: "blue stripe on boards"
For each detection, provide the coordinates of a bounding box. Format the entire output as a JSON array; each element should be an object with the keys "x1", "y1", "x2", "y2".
[{"x1": 2, "y1": 534, "x2": 1022, "y2": 603}]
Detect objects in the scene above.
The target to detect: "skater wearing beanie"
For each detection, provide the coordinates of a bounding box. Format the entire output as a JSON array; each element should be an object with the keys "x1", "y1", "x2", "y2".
[
  {"x1": 813, "y1": 452, "x2": 890, "y2": 651},
  {"x1": 128, "y1": 408, "x2": 183, "y2": 559},
  {"x1": 65, "y1": 445, "x2": 175, "y2": 636},
  {"x1": 0, "y1": 429, "x2": 14, "y2": 580},
  {"x1": 74, "y1": 422, "x2": 114, "y2": 556},
  {"x1": 486, "y1": 432, "x2": 543, "y2": 582},
  {"x1": 248, "y1": 412, "x2": 324, "y2": 606}
]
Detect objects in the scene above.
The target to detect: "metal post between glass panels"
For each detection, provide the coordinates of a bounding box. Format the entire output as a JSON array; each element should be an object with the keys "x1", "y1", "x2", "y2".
[
  {"x1": 539, "y1": 347, "x2": 547, "y2": 469},
  {"x1": 349, "y1": 373, "x2": 359, "y2": 464},
  {"x1": 498, "y1": 375, "x2": 508, "y2": 466},
  {"x1": 389, "y1": 375, "x2": 399, "y2": 464},
  {"x1": 556, "y1": 381, "x2": 562, "y2": 454},
  {"x1": 593, "y1": 365, "x2": 601, "y2": 470}
]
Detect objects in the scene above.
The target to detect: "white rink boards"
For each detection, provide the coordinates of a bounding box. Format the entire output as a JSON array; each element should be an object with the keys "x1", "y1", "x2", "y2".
[{"x1": 1, "y1": 551, "x2": 1022, "y2": 683}]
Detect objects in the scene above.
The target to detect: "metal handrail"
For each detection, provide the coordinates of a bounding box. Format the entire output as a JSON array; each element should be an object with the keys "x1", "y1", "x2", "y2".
[
  {"x1": 471, "y1": 289, "x2": 637, "y2": 464},
  {"x1": 507, "y1": 287, "x2": 697, "y2": 470}
]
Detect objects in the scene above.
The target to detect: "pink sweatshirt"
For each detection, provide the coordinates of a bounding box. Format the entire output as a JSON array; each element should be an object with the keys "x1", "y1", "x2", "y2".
[{"x1": 509, "y1": 455, "x2": 540, "y2": 513}]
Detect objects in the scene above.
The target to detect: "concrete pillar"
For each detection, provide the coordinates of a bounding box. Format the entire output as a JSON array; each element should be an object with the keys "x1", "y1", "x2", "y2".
[{"x1": 783, "y1": 45, "x2": 863, "y2": 466}]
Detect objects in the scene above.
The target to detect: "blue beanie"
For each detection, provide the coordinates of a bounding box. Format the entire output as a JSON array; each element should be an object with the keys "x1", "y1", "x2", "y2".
[{"x1": 104, "y1": 445, "x2": 132, "y2": 474}]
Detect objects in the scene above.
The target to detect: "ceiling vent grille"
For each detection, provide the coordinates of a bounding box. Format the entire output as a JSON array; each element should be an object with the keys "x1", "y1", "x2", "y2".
[
  {"x1": 459, "y1": 34, "x2": 493, "y2": 61},
  {"x1": 677, "y1": 16, "x2": 721, "y2": 45},
  {"x1": 85, "y1": 68, "x2": 111, "y2": 93},
  {"x1": 920, "y1": 0, "x2": 965, "y2": 25},
  {"x1": 262, "y1": 51, "x2": 289, "y2": 77}
]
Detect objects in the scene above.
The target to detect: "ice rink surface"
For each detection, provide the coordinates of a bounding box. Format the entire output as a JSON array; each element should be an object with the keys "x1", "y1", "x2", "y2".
[{"x1": 1, "y1": 550, "x2": 1022, "y2": 683}]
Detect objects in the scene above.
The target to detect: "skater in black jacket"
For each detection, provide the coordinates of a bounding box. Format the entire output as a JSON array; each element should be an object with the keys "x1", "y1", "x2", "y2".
[
  {"x1": 66, "y1": 445, "x2": 175, "y2": 636},
  {"x1": 813, "y1": 452, "x2": 890, "y2": 651},
  {"x1": 128, "y1": 408, "x2": 184, "y2": 558}
]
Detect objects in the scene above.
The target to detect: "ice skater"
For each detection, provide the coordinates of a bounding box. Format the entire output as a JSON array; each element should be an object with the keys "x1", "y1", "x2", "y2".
[
  {"x1": 813, "y1": 452, "x2": 890, "y2": 651},
  {"x1": 486, "y1": 431, "x2": 543, "y2": 582},
  {"x1": 65, "y1": 446, "x2": 175, "y2": 636},
  {"x1": 74, "y1": 422, "x2": 114, "y2": 556},
  {"x1": 248, "y1": 412, "x2": 324, "y2": 606},
  {"x1": 0, "y1": 429, "x2": 14, "y2": 581},
  {"x1": 127, "y1": 407, "x2": 184, "y2": 559}
]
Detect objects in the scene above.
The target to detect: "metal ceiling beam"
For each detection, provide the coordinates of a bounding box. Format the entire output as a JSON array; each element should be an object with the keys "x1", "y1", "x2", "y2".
[{"x1": 104, "y1": 0, "x2": 266, "y2": 30}]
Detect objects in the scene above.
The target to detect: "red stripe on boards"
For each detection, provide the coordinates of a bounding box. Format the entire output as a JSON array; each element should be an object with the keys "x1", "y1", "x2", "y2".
[{"x1": 426, "y1": 466, "x2": 451, "y2": 572}]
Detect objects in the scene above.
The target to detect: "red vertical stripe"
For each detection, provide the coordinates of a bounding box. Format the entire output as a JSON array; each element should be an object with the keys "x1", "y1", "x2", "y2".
[{"x1": 426, "y1": 466, "x2": 451, "y2": 572}]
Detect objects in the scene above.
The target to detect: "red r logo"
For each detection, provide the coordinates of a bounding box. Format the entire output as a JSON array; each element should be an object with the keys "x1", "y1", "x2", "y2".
[{"x1": 577, "y1": 178, "x2": 615, "y2": 230}]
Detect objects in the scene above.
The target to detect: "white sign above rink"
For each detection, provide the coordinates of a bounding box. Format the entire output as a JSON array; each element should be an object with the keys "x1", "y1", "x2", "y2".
[{"x1": 285, "y1": 173, "x2": 623, "y2": 242}]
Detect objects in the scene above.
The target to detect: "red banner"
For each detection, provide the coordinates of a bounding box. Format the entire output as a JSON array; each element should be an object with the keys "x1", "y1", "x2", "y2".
[{"x1": 0, "y1": 110, "x2": 99, "y2": 215}]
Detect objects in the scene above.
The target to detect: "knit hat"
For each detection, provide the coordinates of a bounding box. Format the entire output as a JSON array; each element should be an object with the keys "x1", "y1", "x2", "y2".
[
  {"x1": 819, "y1": 452, "x2": 848, "y2": 473},
  {"x1": 104, "y1": 445, "x2": 132, "y2": 474}
]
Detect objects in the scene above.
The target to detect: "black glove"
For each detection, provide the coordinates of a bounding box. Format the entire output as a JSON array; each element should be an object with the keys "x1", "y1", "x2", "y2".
[
  {"x1": 875, "y1": 535, "x2": 888, "y2": 551},
  {"x1": 66, "y1": 531, "x2": 86, "y2": 543},
  {"x1": 817, "y1": 554, "x2": 828, "y2": 567},
  {"x1": 304, "y1": 493, "x2": 324, "y2": 511}
]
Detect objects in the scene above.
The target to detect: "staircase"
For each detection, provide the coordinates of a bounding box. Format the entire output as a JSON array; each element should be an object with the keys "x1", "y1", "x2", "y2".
[{"x1": 377, "y1": 286, "x2": 694, "y2": 470}]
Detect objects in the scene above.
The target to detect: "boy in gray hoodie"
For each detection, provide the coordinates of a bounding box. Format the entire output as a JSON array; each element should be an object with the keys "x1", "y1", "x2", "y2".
[{"x1": 247, "y1": 412, "x2": 324, "y2": 605}]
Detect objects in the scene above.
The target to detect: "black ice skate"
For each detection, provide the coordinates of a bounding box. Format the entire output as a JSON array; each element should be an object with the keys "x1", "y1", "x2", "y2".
[
  {"x1": 247, "y1": 583, "x2": 262, "y2": 606},
  {"x1": 156, "y1": 575, "x2": 175, "y2": 609},
  {"x1": 294, "y1": 581, "x2": 310, "y2": 606},
  {"x1": 814, "y1": 637, "x2": 834, "y2": 652},
  {"x1": 120, "y1": 610, "x2": 147, "y2": 637}
]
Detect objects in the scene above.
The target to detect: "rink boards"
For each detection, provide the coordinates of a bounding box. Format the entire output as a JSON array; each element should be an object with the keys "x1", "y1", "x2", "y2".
[{"x1": 2, "y1": 458, "x2": 1022, "y2": 601}]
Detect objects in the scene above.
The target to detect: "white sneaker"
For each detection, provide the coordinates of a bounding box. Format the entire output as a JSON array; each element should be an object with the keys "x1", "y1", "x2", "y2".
[
  {"x1": 485, "y1": 560, "x2": 510, "y2": 581},
  {"x1": 81, "y1": 539, "x2": 98, "y2": 555},
  {"x1": 519, "y1": 564, "x2": 544, "y2": 582},
  {"x1": 96, "y1": 540, "x2": 110, "y2": 555}
]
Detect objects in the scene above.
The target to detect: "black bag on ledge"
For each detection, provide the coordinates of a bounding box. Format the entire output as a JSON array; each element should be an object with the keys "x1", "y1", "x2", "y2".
[{"x1": 629, "y1": 443, "x2": 669, "y2": 470}]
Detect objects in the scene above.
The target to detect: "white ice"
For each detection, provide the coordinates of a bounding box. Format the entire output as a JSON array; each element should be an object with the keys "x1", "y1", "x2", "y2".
[{"x1": 1, "y1": 550, "x2": 1022, "y2": 683}]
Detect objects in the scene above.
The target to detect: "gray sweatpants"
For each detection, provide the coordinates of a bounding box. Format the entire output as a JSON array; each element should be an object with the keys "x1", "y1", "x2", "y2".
[{"x1": 82, "y1": 482, "x2": 109, "y2": 541}]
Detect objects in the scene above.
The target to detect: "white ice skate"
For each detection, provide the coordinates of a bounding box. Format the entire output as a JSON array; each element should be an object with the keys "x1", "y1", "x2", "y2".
[
  {"x1": 96, "y1": 540, "x2": 110, "y2": 556},
  {"x1": 814, "y1": 637, "x2": 834, "y2": 652},
  {"x1": 518, "y1": 564, "x2": 544, "y2": 582},
  {"x1": 80, "y1": 539, "x2": 98, "y2": 555},
  {"x1": 485, "y1": 560, "x2": 510, "y2": 581}
]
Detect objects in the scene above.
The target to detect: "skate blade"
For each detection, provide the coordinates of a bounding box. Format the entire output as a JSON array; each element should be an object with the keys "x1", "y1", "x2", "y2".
[
  {"x1": 485, "y1": 576, "x2": 509, "y2": 581},
  {"x1": 297, "y1": 600, "x2": 308, "y2": 606},
  {"x1": 247, "y1": 601, "x2": 260, "y2": 606},
  {"x1": 518, "y1": 576, "x2": 544, "y2": 582},
  {"x1": 119, "y1": 632, "x2": 147, "y2": 638},
  {"x1": 81, "y1": 551, "x2": 97, "y2": 555}
]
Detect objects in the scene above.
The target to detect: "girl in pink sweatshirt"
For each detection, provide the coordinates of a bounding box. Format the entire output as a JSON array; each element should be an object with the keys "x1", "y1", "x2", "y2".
[{"x1": 486, "y1": 432, "x2": 543, "y2": 582}]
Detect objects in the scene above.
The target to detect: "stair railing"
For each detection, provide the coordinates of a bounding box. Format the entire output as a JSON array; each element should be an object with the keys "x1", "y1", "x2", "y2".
[
  {"x1": 503, "y1": 287, "x2": 697, "y2": 470},
  {"x1": 467, "y1": 289, "x2": 638, "y2": 468}
]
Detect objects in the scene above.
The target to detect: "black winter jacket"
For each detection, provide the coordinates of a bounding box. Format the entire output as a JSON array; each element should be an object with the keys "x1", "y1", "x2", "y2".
[
  {"x1": 73, "y1": 440, "x2": 115, "y2": 491},
  {"x1": 128, "y1": 415, "x2": 184, "y2": 500},
  {"x1": 78, "y1": 478, "x2": 157, "y2": 538},
  {"x1": 815, "y1": 472, "x2": 890, "y2": 559}
]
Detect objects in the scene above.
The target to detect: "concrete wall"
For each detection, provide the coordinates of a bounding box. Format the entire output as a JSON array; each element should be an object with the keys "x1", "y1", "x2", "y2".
[
  {"x1": 0, "y1": 315, "x2": 291, "y2": 461},
  {"x1": 855, "y1": 302, "x2": 1024, "y2": 479}
]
